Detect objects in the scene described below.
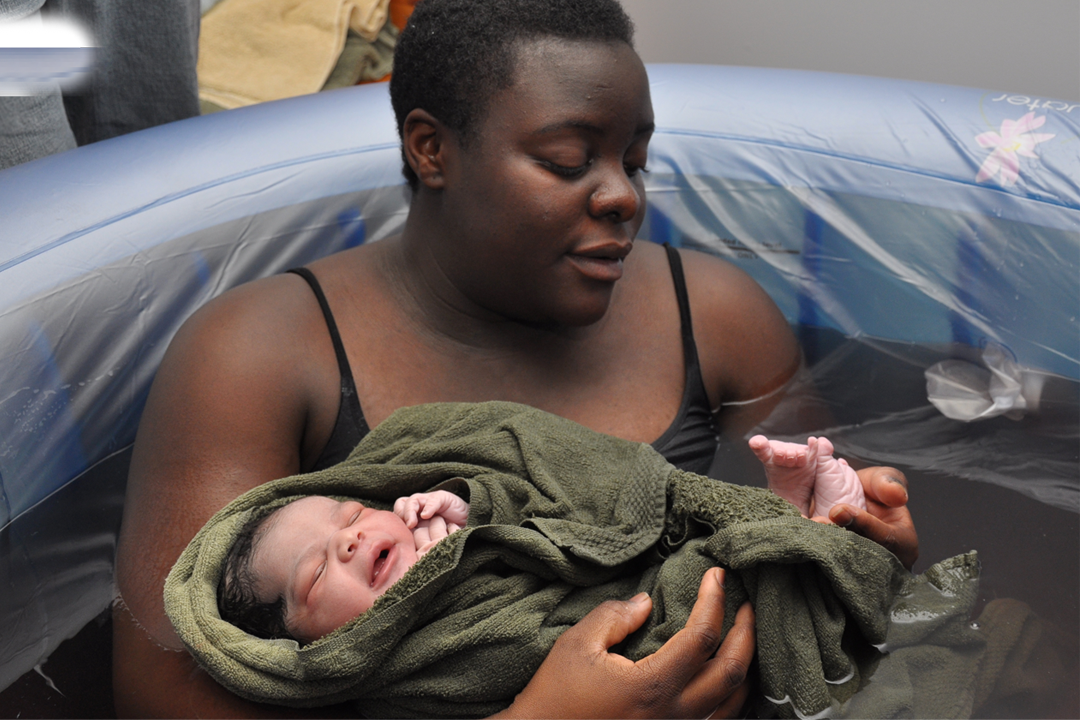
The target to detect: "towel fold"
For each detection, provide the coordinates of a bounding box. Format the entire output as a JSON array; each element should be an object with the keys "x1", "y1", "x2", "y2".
[
  {"x1": 198, "y1": 0, "x2": 390, "y2": 109},
  {"x1": 165, "y1": 401, "x2": 1017, "y2": 719}
]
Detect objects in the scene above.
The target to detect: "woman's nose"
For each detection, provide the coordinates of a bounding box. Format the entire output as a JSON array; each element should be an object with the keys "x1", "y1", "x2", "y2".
[
  {"x1": 333, "y1": 526, "x2": 360, "y2": 562},
  {"x1": 588, "y1": 163, "x2": 641, "y2": 223}
]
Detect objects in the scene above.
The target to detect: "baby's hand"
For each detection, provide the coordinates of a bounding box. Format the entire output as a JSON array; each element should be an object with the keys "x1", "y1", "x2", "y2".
[
  {"x1": 394, "y1": 490, "x2": 469, "y2": 556},
  {"x1": 394, "y1": 490, "x2": 469, "y2": 528}
]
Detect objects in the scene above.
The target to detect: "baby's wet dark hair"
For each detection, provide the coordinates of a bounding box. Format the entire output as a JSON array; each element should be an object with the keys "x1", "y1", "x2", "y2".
[
  {"x1": 217, "y1": 505, "x2": 297, "y2": 642},
  {"x1": 390, "y1": 0, "x2": 635, "y2": 189}
]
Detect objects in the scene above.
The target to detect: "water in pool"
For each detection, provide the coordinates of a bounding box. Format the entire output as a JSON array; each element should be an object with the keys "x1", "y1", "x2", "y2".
[
  {"x1": 712, "y1": 329, "x2": 1079, "y2": 718},
  {"x1": 0, "y1": 331, "x2": 1076, "y2": 718}
]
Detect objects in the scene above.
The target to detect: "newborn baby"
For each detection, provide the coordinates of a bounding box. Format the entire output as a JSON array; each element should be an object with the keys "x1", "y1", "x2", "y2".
[
  {"x1": 222, "y1": 436, "x2": 862, "y2": 645},
  {"x1": 749, "y1": 435, "x2": 867, "y2": 520},
  {"x1": 169, "y1": 402, "x2": 988, "y2": 719},
  {"x1": 220, "y1": 490, "x2": 468, "y2": 644}
]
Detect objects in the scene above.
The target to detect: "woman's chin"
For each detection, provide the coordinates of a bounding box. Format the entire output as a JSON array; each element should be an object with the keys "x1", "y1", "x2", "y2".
[{"x1": 522, "y1": 293, "x2": 614, "y2": 329}]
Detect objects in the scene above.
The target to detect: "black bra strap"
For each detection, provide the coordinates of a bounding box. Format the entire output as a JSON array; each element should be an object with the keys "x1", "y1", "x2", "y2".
[
  {"x1": 287, "y1": 267, "x2": 357, "y2": 389},
  {"x1": 662, "y1": 243, "x2": 703, "y2": 375},
  {"x1": 286, "y1": 267, "x2": 369, "y2": 470}
]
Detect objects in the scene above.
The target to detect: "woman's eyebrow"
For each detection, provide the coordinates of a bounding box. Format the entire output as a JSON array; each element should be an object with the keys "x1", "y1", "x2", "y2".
[
  {"x1": 534, "y1": 119, "x2": 605, "y2": 136},
  {"x1": 533, "y1": 119, "x2": 655, "y2": 138}
]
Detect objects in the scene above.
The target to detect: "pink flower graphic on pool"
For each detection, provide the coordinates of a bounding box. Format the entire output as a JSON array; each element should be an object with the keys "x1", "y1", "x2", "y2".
[{"x1": 974, "y1": 112, "x2": 1054, "y2": 186}]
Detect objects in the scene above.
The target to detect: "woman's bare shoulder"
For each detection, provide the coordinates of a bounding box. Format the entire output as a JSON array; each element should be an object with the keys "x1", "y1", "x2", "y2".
[
  {"x1": 117, "y1": 272, "x2": 340, "y2": 636},
  {"x1": 139, "y1": 271, "x2": 338, "y2": 465}
]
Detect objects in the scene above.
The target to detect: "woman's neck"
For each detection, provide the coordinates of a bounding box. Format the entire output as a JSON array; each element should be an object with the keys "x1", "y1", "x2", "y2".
[{"x1": 382, "y1": 211, "x2": 609, "y2": 353}]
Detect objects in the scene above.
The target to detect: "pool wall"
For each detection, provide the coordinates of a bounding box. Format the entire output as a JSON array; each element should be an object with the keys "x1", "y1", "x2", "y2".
[{"x1": 0, "y1": 65, "x2": 1076, "y2": 690}]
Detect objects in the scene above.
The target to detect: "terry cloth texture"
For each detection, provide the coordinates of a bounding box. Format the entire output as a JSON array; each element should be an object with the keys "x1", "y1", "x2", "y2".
[
  {"x1": 197, "y1": 0, "x2": 390, "y2": 109},
  {"x1": 321, "y1": 23, "x2": 397, "y2": 91},
  {"x1": 166, "y1": 401, "x2": 1002, "y2": 719}
]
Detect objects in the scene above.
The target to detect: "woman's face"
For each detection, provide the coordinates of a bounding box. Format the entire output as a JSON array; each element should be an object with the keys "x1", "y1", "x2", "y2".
[{"x1": 435, "y1": 38, "x2": 654, "y2": 327}]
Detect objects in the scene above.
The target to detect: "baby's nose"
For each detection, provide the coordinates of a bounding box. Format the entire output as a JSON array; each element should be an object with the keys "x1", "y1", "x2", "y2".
[{"x1": 334, "y1": 527, "x2": 360, "y2": 562}]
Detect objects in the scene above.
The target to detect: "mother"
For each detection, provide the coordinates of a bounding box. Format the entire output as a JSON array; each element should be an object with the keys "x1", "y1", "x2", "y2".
[{"x1": 113, "y1": 0, "x2": 917, "y2": 716}]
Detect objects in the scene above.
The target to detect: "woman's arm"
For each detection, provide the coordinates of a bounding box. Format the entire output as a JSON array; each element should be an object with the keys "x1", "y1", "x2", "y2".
[{"x1": 113, "y1": 276, "x2": 340, "y2": 717}]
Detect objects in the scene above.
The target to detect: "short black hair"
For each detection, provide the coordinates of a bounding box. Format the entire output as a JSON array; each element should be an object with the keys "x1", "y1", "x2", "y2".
[
  {"x1": 217, "y1": 505, "x2": 296, "y2": 642},
  {"x1": 390, "y1": 0, "x2": 635, "y2": 189}
]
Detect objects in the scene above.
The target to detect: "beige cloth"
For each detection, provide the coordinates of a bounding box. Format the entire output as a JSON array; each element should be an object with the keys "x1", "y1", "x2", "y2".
[{"x1": 198, "y1": 0, "x2": 390, "y2": 109}]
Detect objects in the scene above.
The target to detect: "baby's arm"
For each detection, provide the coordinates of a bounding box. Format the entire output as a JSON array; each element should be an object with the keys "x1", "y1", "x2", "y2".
[
  {"x1": 749, "y1": 435, "x2": 866, "y2": 521},
  {"x1": 393, "y1": 490, "x2": 470, "y2": 556}
]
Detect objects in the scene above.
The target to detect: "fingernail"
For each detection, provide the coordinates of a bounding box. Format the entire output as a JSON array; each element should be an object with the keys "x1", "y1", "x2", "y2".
[
  {"x1": 831, "y1": 507, "x2": 854, "y2": 527},
  {"x1": 887, "y1": 476, "x2": 910, "y2": 501},
  {"x1": 715, "y1": 568, "x2": 726, "y2": 588},
  {"x1": 629, "y1": 592, "x2": 649, "y2": 605}
]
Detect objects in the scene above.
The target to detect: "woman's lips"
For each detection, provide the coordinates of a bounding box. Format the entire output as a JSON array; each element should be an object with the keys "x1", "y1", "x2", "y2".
[{"x1": 566, "y1": 243, "x2": 632, "y2": 282}]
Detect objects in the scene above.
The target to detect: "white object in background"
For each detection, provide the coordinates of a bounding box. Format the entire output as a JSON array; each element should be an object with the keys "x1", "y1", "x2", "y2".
[
  {"x1": 926, "y1": 342, "x2": 1045, "y2": 421},
  {"x1": 0, "y1": 14, "x2": 95, "y2": 94}
]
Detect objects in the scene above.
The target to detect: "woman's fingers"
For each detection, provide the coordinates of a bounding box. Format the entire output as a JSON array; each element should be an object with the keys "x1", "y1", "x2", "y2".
[
  {"x1": 836, "y1": 467, "x2": 919, "y2": 569},
  {"x1": 569, "y1": 592, "x2": 653, "y2": 658},
  {"x1": 859, "y1": 466, "x2": 910, "y2": 507},
  {"x1": 707, "y1": 673, "x2": 751, "y2": 720},
  {"x1": 685, "y1": 600, "x2": 754, "y2": 702},
  {"x1": 630, "y1": 569, "x2": 753, "y2": 718},
  {"x1": 500, "y1": 570, "x2": 753, "y2": 719},
  {"x1": 669, "y1": 574, "x2": 756, "y2": 716},
  {"x1": 496, "y1": 594, "x2": 651, "y2": 718},
  {"x1": 640, "y1": 568, "x2": 727, "y2": 687}
]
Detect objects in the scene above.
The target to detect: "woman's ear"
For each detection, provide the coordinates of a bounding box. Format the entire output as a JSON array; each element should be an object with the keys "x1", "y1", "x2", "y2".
[{"x1": 402, "y1": 109, "x2": 449, "y2": 190}]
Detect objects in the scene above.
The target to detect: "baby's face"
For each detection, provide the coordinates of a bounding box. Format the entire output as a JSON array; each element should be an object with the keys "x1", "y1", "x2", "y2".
[{"x1": 251, "y1": 496, "x2": 418, "y2": 643}]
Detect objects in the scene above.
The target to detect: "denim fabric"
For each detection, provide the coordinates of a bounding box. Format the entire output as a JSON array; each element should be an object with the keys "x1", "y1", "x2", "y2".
[
  {"x1": 0, "y1": 0, "x2": 198, "y2": 170},
  {"x1": 44, "y1": 0, "x2": 200, "y2": 145},
  {"x1": 0, "y1": 88, "x2": 77, "y2": 169},
  {"x1": 0, "y1": 0, "x2": 44, "y2": 21}
]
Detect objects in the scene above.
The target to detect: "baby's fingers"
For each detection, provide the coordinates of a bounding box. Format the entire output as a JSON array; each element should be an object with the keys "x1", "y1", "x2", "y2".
[
  {"x1": 426, "y1": 515, "x2": 449, "y2": 542},
  {"x1": 413, "y1": 524, "x2": 433, "y2": 545},
  {"x1": 418, "y1": 490, "x2": 455, "y2": 519},
  {"x1": 394, "y1": 497, "x2": 422, "y2": 528}
]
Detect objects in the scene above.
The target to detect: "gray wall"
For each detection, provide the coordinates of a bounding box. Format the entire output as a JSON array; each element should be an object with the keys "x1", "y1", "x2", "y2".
[{"x1": 622, "y1": 0, "x2": 1080, "y2": 101}]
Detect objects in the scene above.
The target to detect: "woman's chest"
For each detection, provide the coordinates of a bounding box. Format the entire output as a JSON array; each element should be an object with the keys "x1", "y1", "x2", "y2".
[{"x1": 345, "y1": 308, "x2": 689, "y2": 444}]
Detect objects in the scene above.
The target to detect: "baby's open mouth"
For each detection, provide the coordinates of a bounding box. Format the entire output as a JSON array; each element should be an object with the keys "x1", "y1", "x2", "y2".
[{"x1": 371, "y1": 549, "x2": 390, "y2": 583}]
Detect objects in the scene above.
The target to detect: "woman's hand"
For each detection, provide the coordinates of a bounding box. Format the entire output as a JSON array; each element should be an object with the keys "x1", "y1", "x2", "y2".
[
  {"x1": 832, "y1": 467, "x2": 919, "y2": 570},
  {"x1": 497, "y1": 568, "x2": 754, "y2": 719}
]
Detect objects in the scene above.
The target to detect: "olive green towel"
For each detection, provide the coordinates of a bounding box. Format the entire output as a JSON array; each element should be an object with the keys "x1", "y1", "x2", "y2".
[{"x1": 165, "y1": 401, "x2": 986, "y2": 718}]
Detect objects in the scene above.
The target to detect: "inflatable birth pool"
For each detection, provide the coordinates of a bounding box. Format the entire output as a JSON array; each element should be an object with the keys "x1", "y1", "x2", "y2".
[{"x1": 0, "y1": 66, "x2": 1077, "y2": 712}]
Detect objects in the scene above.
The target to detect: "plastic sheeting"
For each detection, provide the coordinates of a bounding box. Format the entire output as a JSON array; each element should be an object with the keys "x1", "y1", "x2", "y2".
[{"x1": 0, "y1": 66, "x2": 1077, "y2": 691}]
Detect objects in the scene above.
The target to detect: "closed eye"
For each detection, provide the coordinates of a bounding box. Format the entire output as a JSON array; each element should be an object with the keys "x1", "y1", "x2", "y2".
[
  {"x1": 307, "y1": 561, "x2": 326, "y2": 599},
  {"x1": 542, "y1": 159, "x2": 591, "y2": 178}
]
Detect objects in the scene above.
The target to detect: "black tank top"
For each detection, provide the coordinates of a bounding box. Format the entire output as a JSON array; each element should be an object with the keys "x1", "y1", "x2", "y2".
[{"x1": 288, "y1": 244, "x2": 719, "y2": 475}]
